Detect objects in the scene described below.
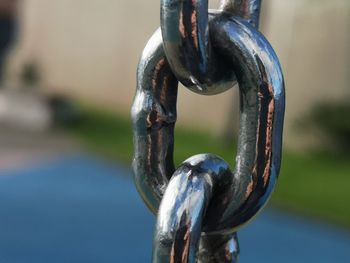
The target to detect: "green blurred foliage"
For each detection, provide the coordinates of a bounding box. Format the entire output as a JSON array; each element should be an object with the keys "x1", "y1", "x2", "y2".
[{"x1": 302, "y1": 100, "x2": 350, "y2": 155}]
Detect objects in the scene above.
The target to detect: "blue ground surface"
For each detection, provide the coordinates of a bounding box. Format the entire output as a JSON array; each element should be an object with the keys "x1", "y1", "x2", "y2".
[{"x1": 0, "y1": 154, "x2": 349, "y2": 263}]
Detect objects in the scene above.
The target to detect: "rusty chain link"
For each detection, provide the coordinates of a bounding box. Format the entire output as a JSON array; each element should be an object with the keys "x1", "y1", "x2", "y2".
[{"x1": 131, "y1": 0, "x2": 285, "y2": 262}]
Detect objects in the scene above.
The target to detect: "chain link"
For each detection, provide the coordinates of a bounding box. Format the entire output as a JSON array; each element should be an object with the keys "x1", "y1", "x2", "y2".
[{"x1": 131, "y1": 0, "x2": 285, "y2": 262}]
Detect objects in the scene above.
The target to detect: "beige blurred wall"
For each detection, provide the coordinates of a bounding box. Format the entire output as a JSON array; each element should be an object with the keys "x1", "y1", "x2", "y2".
[
  {"x1": 7, "y1": 0, "x2": 350, "y2": 150},
  {"x1": 264, "y1": 0, "x2": 350, "y2": 149}
]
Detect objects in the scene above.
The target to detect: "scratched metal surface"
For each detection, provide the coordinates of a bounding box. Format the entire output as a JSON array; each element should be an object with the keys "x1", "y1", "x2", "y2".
[
  {"x1": 0, "y1": 155, "x2": 349, "y2": 263},
  {"x1": 133, "y1": 1, "x2": 285, "y2": 260}
]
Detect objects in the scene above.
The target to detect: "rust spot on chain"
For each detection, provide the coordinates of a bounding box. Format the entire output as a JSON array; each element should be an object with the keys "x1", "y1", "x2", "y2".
[
  {"x1": 182, "y1": 226, "x2": 191, "y2": 262},
  {"x1": 245, "y1": 180, "x2": 254, "y2": 198},
  {"x1": 263, "y1": 87, "x2": 275, "y2": 186},
  {"x1": 179, "y1": 12, "x2": 186, "y2": 39},
  {"x1": 190, "y1": 1, "x2": 199, "y2": 49},
  {"x1": 178, "y1": 1, "x2": 199, "y2": 50},
  {"x1": 152, "y1": 58, "x2": 166, "y2": 90}
]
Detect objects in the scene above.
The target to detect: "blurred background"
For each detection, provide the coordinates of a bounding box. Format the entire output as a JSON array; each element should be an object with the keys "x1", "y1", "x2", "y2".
[{"x1": 0, "y1": 0, "x2": 349, "y2": 262}]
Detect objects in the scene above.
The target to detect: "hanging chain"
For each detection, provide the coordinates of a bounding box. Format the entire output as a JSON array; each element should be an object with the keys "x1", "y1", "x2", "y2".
[{"x1": 131, "y1": 0, "x2": 285, "y2": 262}]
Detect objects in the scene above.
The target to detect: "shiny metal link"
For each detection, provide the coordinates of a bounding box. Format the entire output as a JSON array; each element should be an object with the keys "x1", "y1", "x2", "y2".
[
  {"x1": 160, "y1": 0, "x2": 261, "y2": 95},
  {"x1": 132, "y1": 28, "x2": 177, "y2": 214},
  {"x1": 152, "y1": 154, "x2": 239, "y2": 263},
  {"x1": 131, "y1": 0, "x2": 285, "y2": 262},
  {"x1": 200, "y1": 14, "x2": 285, "y2": 233}
]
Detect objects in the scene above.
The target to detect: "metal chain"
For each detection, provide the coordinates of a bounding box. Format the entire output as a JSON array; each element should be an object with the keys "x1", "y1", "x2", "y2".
[
  {"x1": 131, "y1": 0, "x2": 285, "y2": 262},
  {"x1": 160, "y1": 0, "x2": 262, "y2": 95}
]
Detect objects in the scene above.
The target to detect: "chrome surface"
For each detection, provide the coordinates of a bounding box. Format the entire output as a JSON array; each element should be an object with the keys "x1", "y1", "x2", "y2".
[
  {"x1": 152, "y1": 154, "x2": 239, "y2": 263},
  {"x1": 131, "y1": 28, "x2": 177, "y2": 214},
  {"x1": 160, "y1": 0, "x2": 261, "y2": 95},
  {"x1": 200, "y1": 14, "x2": 285, "y2": 233},
  {"x1": 131, "y1": 0, "x2": 285, "y2": 262}
]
